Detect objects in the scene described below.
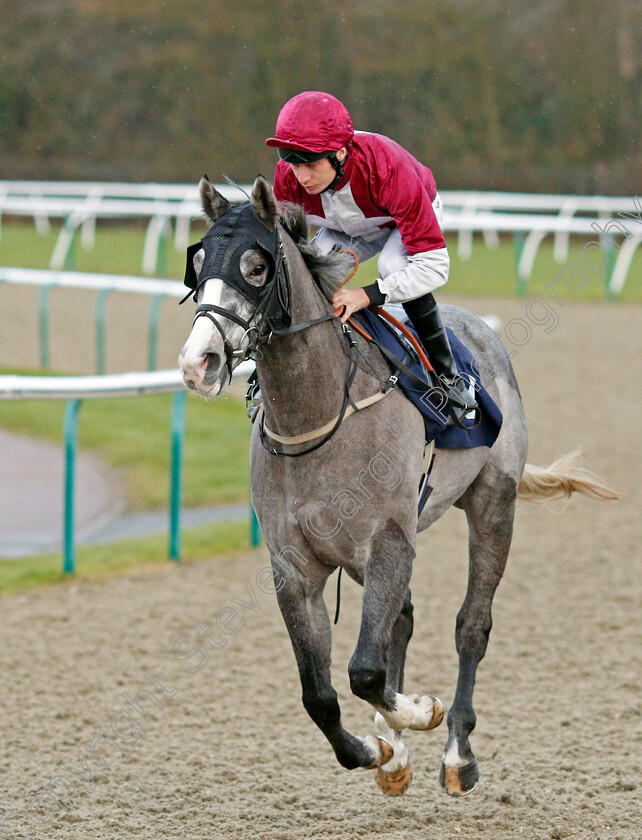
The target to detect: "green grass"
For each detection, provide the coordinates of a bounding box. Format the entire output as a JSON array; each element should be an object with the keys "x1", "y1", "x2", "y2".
[
  {"x1": 1, "y1": 220, "x2": 639, "y2": 301},
  {"x1": 0, "y1": 386, "x2": 251, "y2": 510},
  {"x1": 0, "y1": 218, "x2": 202, "y2": 278},
  {"x1": 352, "y1": 237, "x2": 641, "y2": 303},
  {"x1": 0, "y1": 519, "x2": 253, "y2": 597}
]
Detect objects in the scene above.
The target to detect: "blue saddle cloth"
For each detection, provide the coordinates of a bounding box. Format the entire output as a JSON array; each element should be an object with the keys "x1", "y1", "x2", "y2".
[{"x1": 353, "y1": 309, "x2": 503, "y2": 450}]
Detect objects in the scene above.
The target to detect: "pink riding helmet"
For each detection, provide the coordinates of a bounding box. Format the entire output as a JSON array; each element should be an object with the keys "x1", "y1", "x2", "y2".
[{"x1": 266, "y1": 91, "x2": 354, "y2": 154}]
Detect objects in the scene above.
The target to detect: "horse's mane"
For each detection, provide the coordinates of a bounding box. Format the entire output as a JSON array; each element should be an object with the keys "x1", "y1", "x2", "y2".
[{"x1": 277, "y1": 201, "x2": 354, "y2": 302}]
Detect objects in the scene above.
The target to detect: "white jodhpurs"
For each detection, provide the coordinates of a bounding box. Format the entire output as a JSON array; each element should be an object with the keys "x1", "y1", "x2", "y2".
[{"x1": 312, "y1": 193, "x2": 449, "y2": 304}]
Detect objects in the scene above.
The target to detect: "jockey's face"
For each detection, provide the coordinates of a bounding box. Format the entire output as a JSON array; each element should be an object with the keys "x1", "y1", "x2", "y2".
[{"x1": 289, "y1": 148, "x2": 347, "y2": 194}]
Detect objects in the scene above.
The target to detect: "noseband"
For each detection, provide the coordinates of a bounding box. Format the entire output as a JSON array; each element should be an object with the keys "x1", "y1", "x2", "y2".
[{"x1": 191, "y1": 303, "x2": 263, "y2": 383}]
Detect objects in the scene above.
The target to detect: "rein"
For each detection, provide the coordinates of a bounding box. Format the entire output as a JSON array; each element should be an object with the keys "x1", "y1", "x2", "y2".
[
  {"x1": 255, "y1": 249, "x2": 402, "y2": 457},
  {"x1": 337, "y1": 250, "x2": 434, "y2": 375},
  {"x1": 249, "y1": 248, "x2": 438, "y2": 456}
]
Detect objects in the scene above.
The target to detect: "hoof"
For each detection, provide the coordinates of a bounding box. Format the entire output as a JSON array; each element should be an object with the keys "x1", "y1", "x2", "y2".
[
  {"x1": 409, "y1": 696, "x2": 445, "y2": 731},
  {"x1": 439, "y1": 759, "x2": 480, "y2": 797},
  {"x1": 376, "y1": 736, "x2": 394, "y2": 766},
  {"x1": 426, "y1": 696, "x2": 444, "y2": 730},
  {"x1": 375, "y1": 762, "x2": 414, "y2": 796}
]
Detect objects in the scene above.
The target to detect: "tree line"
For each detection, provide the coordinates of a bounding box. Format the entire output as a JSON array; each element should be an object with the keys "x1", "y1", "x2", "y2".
[{"x1": 1, "y1": 0, "x2": 639, "y2": 194}]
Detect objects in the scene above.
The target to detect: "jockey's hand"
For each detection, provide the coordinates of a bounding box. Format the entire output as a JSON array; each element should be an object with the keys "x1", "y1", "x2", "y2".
[{"x1": 332, "y1": 287, "x2": 369, "y2": 323}]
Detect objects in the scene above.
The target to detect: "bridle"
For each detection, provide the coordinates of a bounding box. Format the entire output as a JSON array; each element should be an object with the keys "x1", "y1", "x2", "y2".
[
  {"x1": 183, "y1": 208, "x2": 478, "y2": 456},
  {"x1": 182, "y1": 205, "x2": 401, "y2": 456},
  {"x1": 188, "y1": 230, "x2": 345, "y2": 387},
  {"x1": 189, "y1": 233, "x2": 290, "y2": 382},
  {"x1": 182, "y1": 203, "x2": 297, "y2": 380},
  {"x1": 190, "y1": 303, "x2": 262, "y2": 384}
]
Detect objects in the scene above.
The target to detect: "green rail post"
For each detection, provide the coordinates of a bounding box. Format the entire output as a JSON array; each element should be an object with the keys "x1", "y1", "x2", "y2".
[
  {"x1": 250, "y1": 503, "x2": 262, "y2": 547},
  {"x1": 95, "y1": 288, "x2": 112, "y2": 374},
  {"x1": 38, "y1": 284, "x2": 55, "y2": 369},
  {"x1": 63, "y1": 399, "x2": 82, "y2": 574},
  {"x1": 147, "y1": 293, "x2": 167, "y2": 371},
  {"x1": 169, "y1": 389, "x2": 187, "y2": 562},
  {"x1": 512, "y1": 231, "x2": 528, "y2": 297}
]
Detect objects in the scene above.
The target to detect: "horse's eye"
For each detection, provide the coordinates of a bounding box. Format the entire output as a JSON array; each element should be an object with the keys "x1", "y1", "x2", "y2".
[{"x1": 251, "y1": 264, "x2": 266, "y2": 277}]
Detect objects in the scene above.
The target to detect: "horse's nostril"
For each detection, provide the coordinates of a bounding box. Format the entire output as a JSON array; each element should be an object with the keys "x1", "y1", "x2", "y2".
[{"x1": 204, "y1": 352, "x2": 222, "y2": 373}]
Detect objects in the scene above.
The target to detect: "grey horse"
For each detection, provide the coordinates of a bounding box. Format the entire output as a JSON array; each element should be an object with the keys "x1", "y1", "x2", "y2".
[{"x1": 179, "y1": 175, "x2": 617, "y2": 796}]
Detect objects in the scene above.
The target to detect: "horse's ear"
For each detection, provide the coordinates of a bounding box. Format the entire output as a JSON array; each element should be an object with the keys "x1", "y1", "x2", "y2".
[
  {"x1": 251, "y1": 174, "x2": 278, "y2": 229},
  {"x1": 200, "y1": 174, "x2": 230, "y2": 223}
]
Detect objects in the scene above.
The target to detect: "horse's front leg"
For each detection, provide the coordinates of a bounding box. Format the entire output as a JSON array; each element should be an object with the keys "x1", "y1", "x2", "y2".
[
  {"x1": 274, "y1": 563, "x2": 392, "y2": 771},
  {"x1": 371, "y1": 592, "x2": 420, "y2": 795},
  {"x1": 348, "y1": 520, "x2": 444, "y2": 734}
]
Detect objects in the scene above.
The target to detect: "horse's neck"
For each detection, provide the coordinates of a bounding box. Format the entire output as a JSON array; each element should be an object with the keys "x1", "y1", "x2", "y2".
[{"x1": 256, "y1": 246, "x2": 348, "y2": 434}]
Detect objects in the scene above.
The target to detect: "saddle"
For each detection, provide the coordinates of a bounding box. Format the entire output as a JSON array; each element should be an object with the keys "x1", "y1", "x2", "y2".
[
  {"x1": 246, "y1": 308, "x2": 503, "y2": 515},
  {"x1": 351, "y1": 309, "x2": 503, "y2": 452}
]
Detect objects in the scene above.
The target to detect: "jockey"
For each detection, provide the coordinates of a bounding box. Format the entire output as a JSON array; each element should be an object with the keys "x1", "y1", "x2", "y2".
[{"x1": 265, "y1": 91, "x2": 478, "y2": 421}]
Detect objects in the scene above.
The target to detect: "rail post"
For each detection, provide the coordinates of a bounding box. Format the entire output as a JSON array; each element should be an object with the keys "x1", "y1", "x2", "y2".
[
  {"x1": 512, "y1": 231, "x2": 528, "y2": 297},
  {"x1": 63, "y1": 399, "x2": 82, "y2": 574},
  {"x1": 50, "y1": 214, "x2": 79, "y2": 270},
  {"x1": 605, "y1": 242, "x2": 617, "y2": 299},
  {"x1": 147, "y1": 293, "x2": 167, "y2": 371},
  {"x1": 250, "y1": 504, "x2": 262, "y2": 547},
  {"x1": 95, "y1": 288, "x2": 112, "y2": 374},
  {"x1": 169, "y1": 389, "x2": 187, "y2": 562},
  {"x1": 157, "y1": 221, "x2": 169, "y2": 277}
]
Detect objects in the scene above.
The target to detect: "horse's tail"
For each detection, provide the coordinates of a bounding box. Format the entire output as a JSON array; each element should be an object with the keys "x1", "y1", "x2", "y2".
[{"x1": 517, "y1": 451, "x2": 620, "y2": 504}]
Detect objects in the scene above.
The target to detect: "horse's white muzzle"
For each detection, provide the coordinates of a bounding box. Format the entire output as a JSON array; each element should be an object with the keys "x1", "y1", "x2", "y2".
[
  {"x1": 179, "y1": 345, "x2": 227, "y2": 398},
  {"x1": 179, "y1": 278, "x2": 251, "y2": 398}
]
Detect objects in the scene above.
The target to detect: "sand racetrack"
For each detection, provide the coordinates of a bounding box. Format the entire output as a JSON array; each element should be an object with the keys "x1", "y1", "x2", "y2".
[{"x1": 0, "y1": 297, "x2": 640, "y2": 839}]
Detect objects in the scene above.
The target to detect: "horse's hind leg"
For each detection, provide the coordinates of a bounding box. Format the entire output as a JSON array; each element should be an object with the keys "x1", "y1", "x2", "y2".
[
  {"x1": 348, "y1": 519, "x2": 443, "y2": 733},
  {"x1": 274, "y1": 562, "x2": 391, "y2": 771},
  {"x1": 440, "y1": 464, "x2": 517, "y2": 796},
  {"x1": 385, "y1": 592, "x2": 413, "y2": 696}
]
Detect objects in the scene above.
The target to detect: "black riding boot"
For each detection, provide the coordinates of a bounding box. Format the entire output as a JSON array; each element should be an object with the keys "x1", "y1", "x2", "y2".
[{"x1": 403, "y1": 293, "x2": 478, "y2": 423}]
